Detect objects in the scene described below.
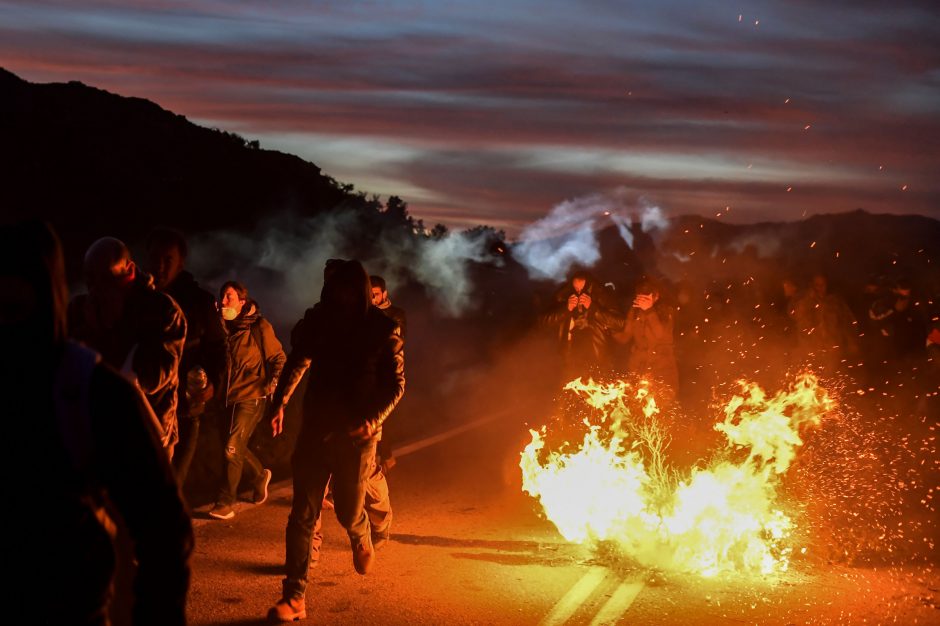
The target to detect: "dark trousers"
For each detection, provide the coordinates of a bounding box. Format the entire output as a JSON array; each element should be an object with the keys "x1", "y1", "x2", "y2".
[
  {"x1": 217, "y1": 398, "x2": 265, "y2": 506},
  {"x1": 283, "y1": 433, "x2": 377, "y2": 599},
  {"x1": 310, "y1": 461, "x2": 392, "y2": 562},
  {"x1": 172, "y1": 414, "x2": 199, "y2": 487}
]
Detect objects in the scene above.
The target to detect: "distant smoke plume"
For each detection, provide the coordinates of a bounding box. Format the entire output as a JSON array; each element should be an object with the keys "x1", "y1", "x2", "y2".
[
  {"x1": 407, "y1": 229, "x2": 499, "y2": 316},
  {"x1": 513, "y1": 191, "x2": 669, "y2": 281},
  {"x1": 727, "y1": 231, "x2": 782, "y2": 258},
  {"x1": 186, "y1": 210, "x2": 500, "y2": 328}
]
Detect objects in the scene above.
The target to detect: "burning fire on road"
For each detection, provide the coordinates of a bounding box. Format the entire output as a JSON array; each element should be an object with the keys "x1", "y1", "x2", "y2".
[{"x1": 520, "y1": 374, "x2": 834, "y2": 578}]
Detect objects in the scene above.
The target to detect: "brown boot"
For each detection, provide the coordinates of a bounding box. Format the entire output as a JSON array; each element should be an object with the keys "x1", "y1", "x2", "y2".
[
  {"x1": 351, "y1": 536, "x2": 374, "y2": 575},
  {"x1": 268, "y1": 595, "x2": 306, "y2": 622}
]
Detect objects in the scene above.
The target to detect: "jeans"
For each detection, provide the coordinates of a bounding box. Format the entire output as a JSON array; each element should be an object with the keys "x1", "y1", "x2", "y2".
[
  {"x1": 217, "y1": 398, "x2": 265, "y2": 506},
  {"x1": 283, "y1": 432, "x2": 377, "y2": 599}
]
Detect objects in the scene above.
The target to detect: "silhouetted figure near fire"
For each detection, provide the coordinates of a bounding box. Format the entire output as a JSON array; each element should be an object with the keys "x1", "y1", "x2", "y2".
[
  {"x1": 2, "y1": 220, "x2": 192, "y2": 626},
  {"x1": 146, "y1": 227, "x2": 226, "y2": 488},
  {"x1": 867, "y1": 278, "x2": 928, "y2": 365},
  {"x1": 613, "y1": 277, "x2": 679, "y2": 399},
  {"x1": 68, "y1": 236, "x2": 187, "y2": 458},
  {"x1": 208, "y1": 281, "x2": 286, "y2": 520},
  {"x1": 542, "y1": 270, "x2": 623, "y2": 381},
  {"x1": 791, "y1": 273, "x2": 859, "y2": 371},
  {"x1": 267, "y1": 260, "x2": 404, "y2": 622}
]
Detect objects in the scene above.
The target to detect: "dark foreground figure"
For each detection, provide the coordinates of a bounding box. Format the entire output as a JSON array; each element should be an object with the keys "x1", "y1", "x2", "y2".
[
  {"x1": 268, "y1": 260, "x2": 405, "y2": 622},
  {"x1": 0, "y1": 220, "x2": 193, "y2": 625}
]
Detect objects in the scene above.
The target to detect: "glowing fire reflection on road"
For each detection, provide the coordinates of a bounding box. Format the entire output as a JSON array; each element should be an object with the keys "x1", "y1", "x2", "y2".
[{"x1": 520, "y1": 374, "x2": 832, "y2": 577}]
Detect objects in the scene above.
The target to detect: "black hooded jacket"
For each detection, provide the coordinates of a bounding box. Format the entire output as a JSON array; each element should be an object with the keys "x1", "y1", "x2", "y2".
[{"x1": 272, "y1": 261, "x2": 405, "y2": 441}]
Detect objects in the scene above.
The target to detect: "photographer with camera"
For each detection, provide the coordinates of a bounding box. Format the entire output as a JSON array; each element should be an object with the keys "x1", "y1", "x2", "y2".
[
  {"x1": 542, "y1": 270, "x2": 623, "y2": 381},
  {"x1": 614, "y1": 277, "x2": 678, "y2": 399}
]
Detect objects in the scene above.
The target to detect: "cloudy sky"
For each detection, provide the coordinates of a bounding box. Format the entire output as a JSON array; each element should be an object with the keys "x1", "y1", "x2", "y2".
[{"x1": 1, "y1": 0, "x2": 937, "y2": 234}]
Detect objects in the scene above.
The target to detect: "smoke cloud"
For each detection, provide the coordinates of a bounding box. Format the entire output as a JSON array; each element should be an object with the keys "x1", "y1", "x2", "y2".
[
  {"x1": 185, "y1": 209, "x2": 501, "y2": 328},
  {"x1": 513, "y1": 190, "x2": 669, "y2": 281}
]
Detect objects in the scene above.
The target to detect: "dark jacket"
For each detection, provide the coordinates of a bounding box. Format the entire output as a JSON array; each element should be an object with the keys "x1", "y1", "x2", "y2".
[
  {"x1": 377, "y1": 301, "x2": 407, "y2": 340},
  {"x1": 222, "y1": 302, "x2": 286, "y2": 405},
  {"x1": 68, "y1": 271, "x2": 187, "y2": 447},
  {"x1": 614, "y1": 302, "x2": 679, "y2": 390},
  {"x1": 273, "y1": 304, "x2": 405, "y2": 441},
  {"x1": 165, "y1": 270, "x2": 227, "y2": 389},
  {"x1": 542, "y1": 279, "x2": 624, "y2": 370}
]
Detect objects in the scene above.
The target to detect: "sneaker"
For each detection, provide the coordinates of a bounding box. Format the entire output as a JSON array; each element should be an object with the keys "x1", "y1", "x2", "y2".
[
  {"x1": 267, "y1": 595, "x2": 306, "y2": 622},
  {"x1": 253, "y1": 469, "x2": 273, "y2": 505},
  {"x1": 208, "y1": 503, "x2": 235, "y2": 520},
  {"x1": 351, "y1": 536, "x2": 374, "y2": 575}
]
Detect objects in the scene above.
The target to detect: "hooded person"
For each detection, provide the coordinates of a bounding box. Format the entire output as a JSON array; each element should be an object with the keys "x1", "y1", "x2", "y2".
[
  {"x1": 267, "y1": 260, "x2": 404, "y2": 622},
  {"x1": 0, "y1": 220, "x2": 193, "y2": 625},
  {"x1": 68, "y1": 236, "x2": 187, "y2": 457}
]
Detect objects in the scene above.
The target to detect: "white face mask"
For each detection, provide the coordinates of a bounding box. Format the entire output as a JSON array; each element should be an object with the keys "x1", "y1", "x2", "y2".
[{"x1": 221, "y1": 306, "x2": 238, "y2": 321}]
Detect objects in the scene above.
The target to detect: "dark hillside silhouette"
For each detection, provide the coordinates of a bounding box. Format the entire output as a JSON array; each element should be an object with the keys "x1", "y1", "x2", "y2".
[{"x1": 1, "y1": 67, "x2": 356, "y2": 275}]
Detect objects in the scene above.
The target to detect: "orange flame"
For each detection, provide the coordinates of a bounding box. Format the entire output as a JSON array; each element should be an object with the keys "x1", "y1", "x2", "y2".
[{"x1": 520, "y1": 373, "x2": 831, "y2": 577}]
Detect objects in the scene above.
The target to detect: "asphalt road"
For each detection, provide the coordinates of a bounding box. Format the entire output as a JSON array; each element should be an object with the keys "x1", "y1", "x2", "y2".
[{"x1": 186, "y1": 413, "x2": 940, "y2": 625}]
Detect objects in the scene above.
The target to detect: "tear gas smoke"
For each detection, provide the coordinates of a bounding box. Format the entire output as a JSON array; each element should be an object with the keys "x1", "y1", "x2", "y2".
[
  {"x1": 186, "y1": 210, "x2": 501, "y2": 328},
  {"x1": 513, "y1": 190, "x2": 669, "y2": 281}
]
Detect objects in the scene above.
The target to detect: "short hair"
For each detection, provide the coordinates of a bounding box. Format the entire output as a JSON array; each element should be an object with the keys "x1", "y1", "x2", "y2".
[
  {"x1": 146, "y1": 227, "x2": 188, "y2": 260},
  {"x1": 220, "y1": 280, "x2": 248, "y2": 302},
  {"x1": 370, "y1": 275, "x2": 387, "y2": 291},
  {"x1": 635, "y1": 277, "x2": 661, "y2": 296}
]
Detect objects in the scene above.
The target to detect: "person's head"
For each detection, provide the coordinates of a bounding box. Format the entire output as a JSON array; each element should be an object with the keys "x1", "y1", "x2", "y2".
[
  {"x1": 220, "y1": 281, "x2": 249, "y2": 321},
  {"x1": 811, "y1": 273, "x2": 828, "y2": 297},
  {"x1": 782, "y1": 277, "x2": 798, "y2": 298},
  {"x1": 0, "y1": 220, "x2": 68, "y2": 359},
  {"x1": 635, "y1": 277, "x2": 661, "y2": 303},
  {"x1": 370, "y1": 275, "x2": 388, "y2": 307},
  {"x1": 84, "y1": 237, "x2": 136, "y2": 297},
  {"x1": 571, "y1": 270, "x2": 590, "y2": 295},
  {"x1": 321, "y1": 260, "x2": 371, "y2": 319},
  {"x1": 145, "y1": 227, "x2": 187, "y2": 290}
]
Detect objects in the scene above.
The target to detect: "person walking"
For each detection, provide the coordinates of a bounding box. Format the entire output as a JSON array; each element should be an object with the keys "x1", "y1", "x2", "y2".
[
  {"x1": 208, "y1": 281, "x2": 286, "y2": 520},
  {"x1": 267, "y1": 260, "x2": 404, "y2": 622}
]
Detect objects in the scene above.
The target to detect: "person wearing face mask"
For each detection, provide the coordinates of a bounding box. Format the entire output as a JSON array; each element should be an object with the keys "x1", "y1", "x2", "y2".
[
  {"x1": 1, "y1": 220, "x2": 193, "y2": 626},
  {"x1": 208, "y1": 281, "x2": 286, "y2": 520},
  {"x1": 266, "y1": 260, "x2": 404, "y2": 622},
  {"x1": 68, "y1": 236, "x2": 187, "y2": 458}
]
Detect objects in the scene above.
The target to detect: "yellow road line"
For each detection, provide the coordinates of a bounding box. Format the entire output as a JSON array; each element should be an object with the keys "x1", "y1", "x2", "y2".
[
  {"x1": 589, "y1": 580, "x2": 645, "y2": 626},
  {"x1": 540, "y1": 566, "x2": 609, "y2": 626}
]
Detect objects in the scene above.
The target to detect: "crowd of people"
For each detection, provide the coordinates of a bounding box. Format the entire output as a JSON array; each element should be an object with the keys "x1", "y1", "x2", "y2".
[
  {"x1": 541, "y1": 262, "x2": 939, "y2": 413},
  {"x1": 4, "y1": 215, "x2": 936, "y2": 625},
  {"x1": 3, "y1": 221, "x2": 408, "y2": 624}
]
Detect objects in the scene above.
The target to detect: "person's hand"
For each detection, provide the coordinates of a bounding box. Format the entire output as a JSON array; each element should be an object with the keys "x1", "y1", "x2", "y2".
[
  {"x1": 271, "y1": 406, "x2": 285, "y2": 437},
  {"x1": 197, "y1": 381, "x2": 215, "y2": 403},
  {"x1": 633, "y1": 294, "x2": 654, "y2": 311},
  {"x1": 579, "y1": 293, "x2": 592, "y2": 310},
  {"x1": 348, "y1": 420, "x2": 376, "y2": 443},
  {"x1": 567, "y1": 294, "x2": 579, "y2": 311}
]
